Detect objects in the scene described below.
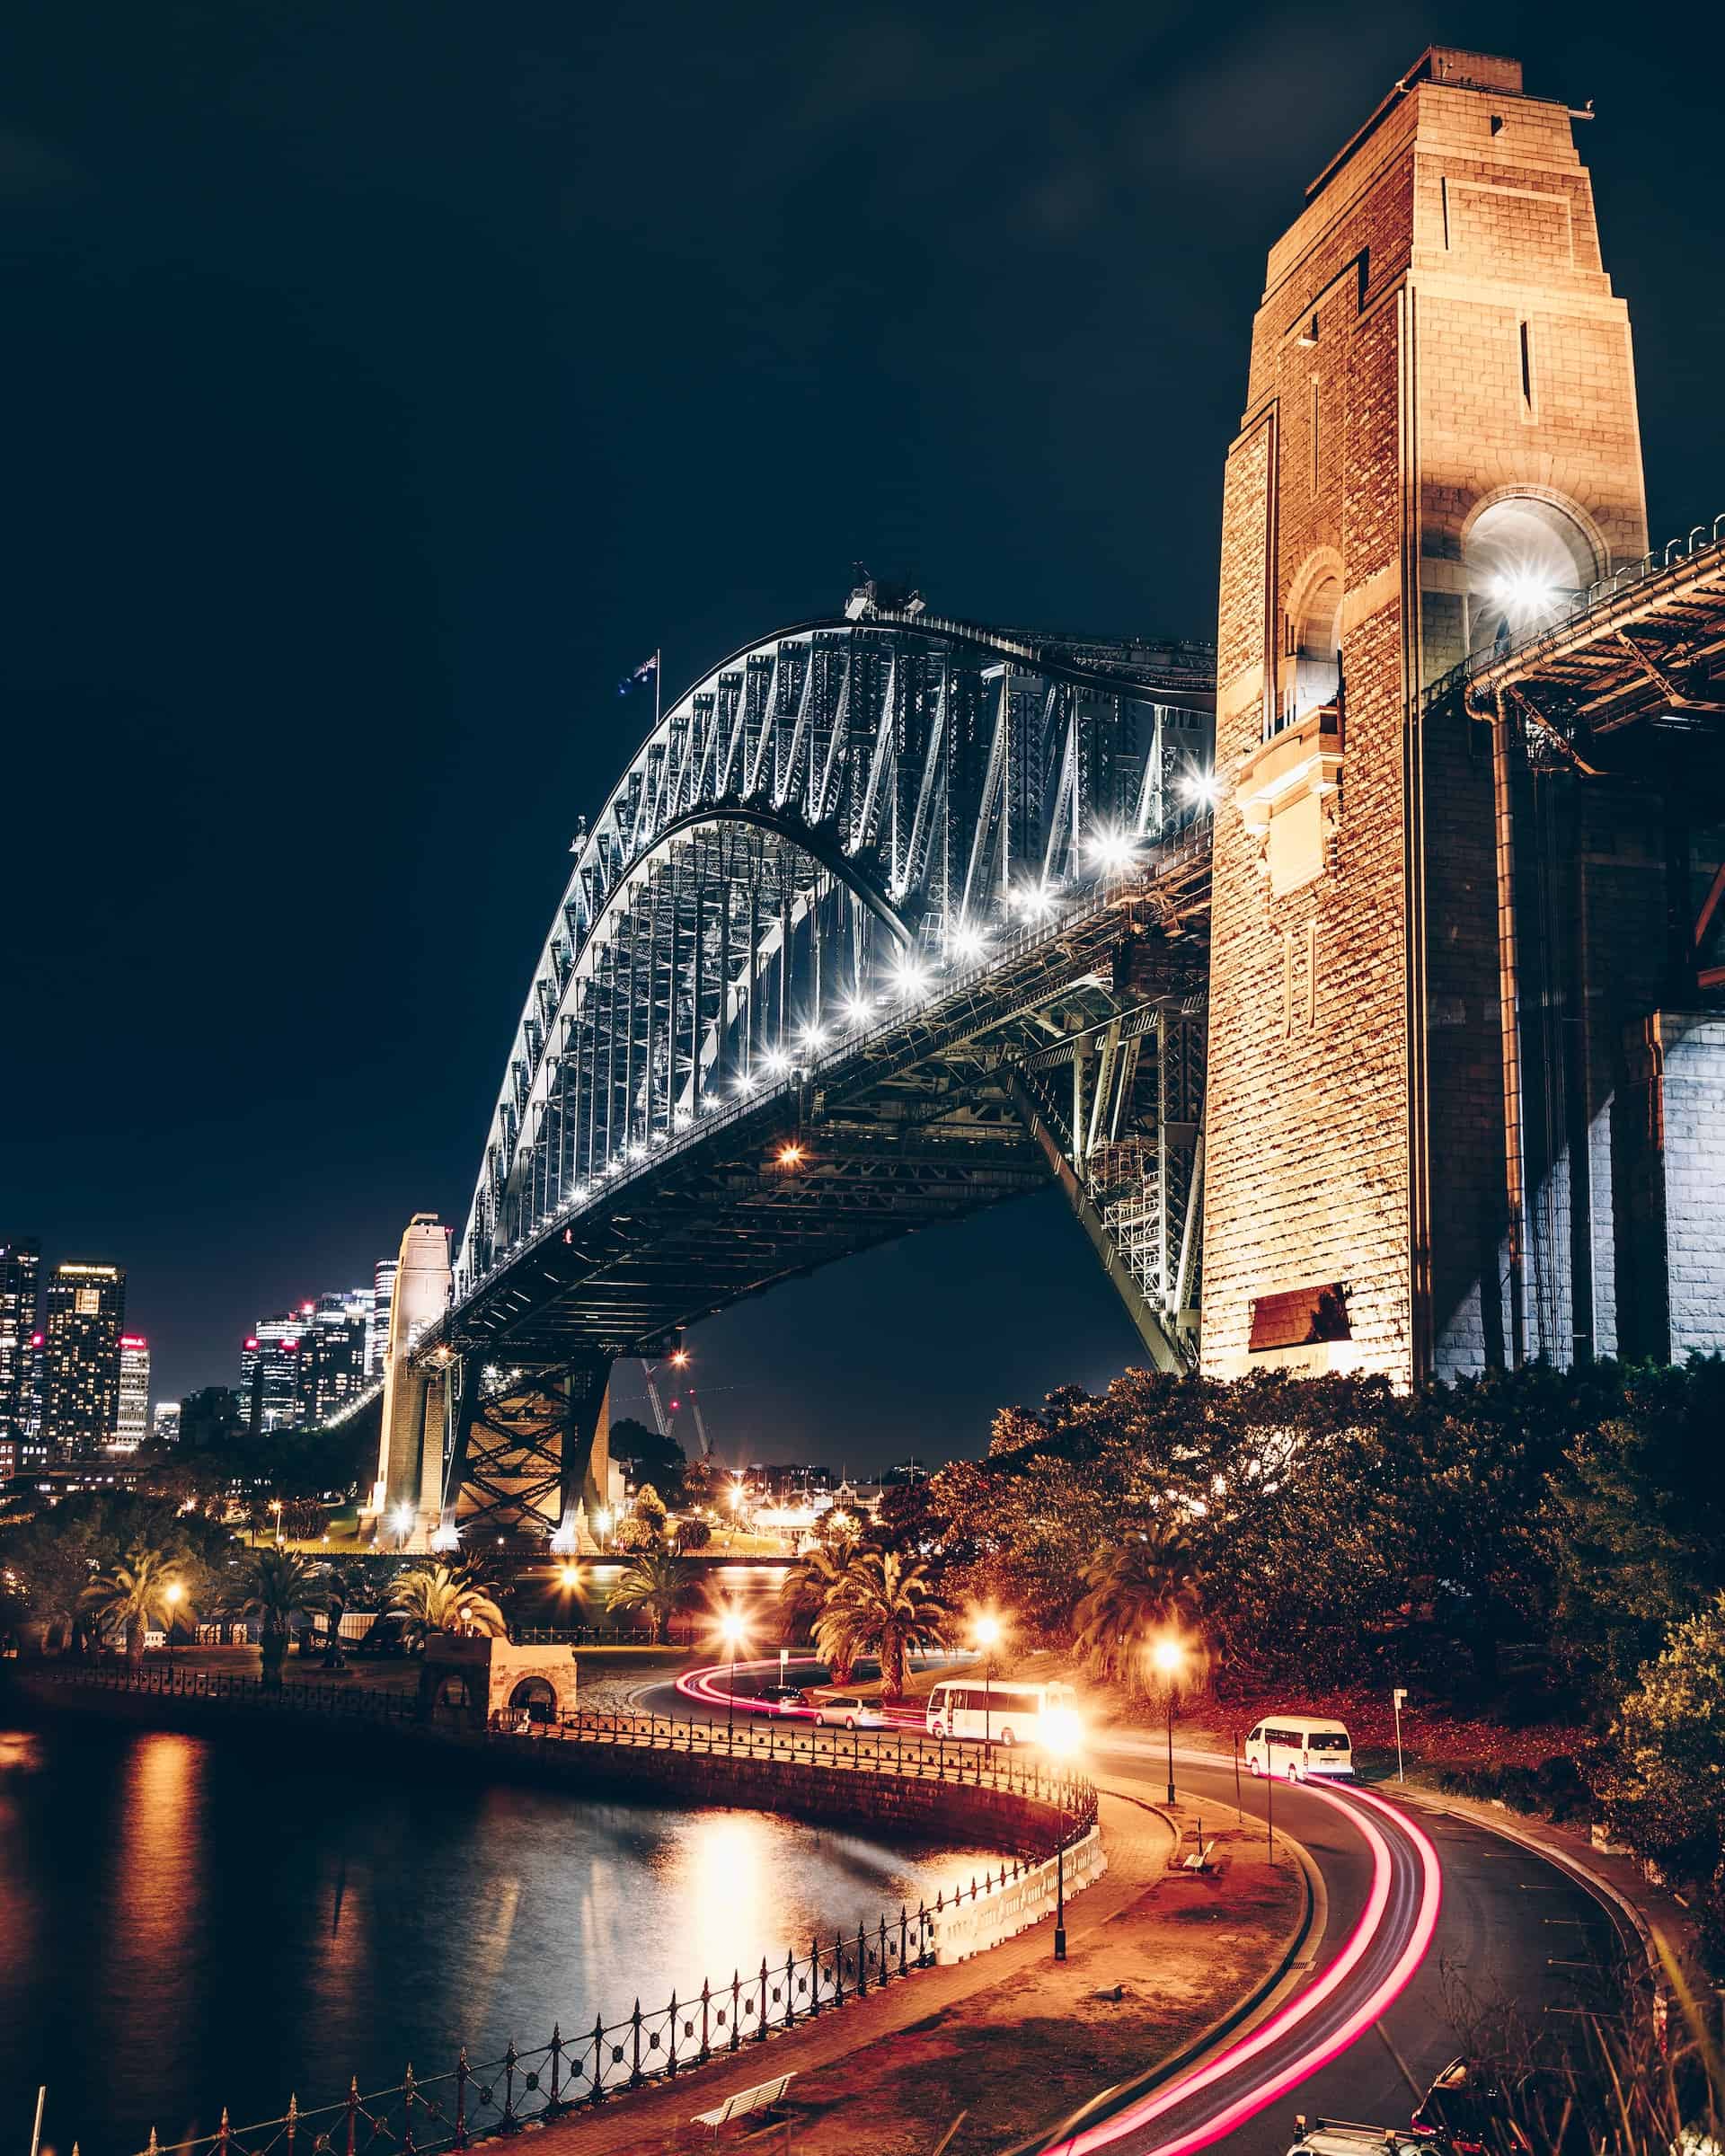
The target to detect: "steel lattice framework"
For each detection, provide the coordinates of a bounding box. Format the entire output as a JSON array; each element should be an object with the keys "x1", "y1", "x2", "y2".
[
  {"x1": 456, "y1": 609, "x2": 1213, "y2": 1293},
  {"x1": 429, "y1": 606, "x2": 1216, "y2": 1540}
]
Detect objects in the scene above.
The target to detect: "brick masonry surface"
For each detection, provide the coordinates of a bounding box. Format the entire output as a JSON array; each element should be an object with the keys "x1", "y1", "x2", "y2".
[{"x1": 1203, "y1": 50, "x2": 1660, "y2": 1384}]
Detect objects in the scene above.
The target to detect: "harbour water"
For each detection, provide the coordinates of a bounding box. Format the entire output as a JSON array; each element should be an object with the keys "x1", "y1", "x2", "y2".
[{"x1": 0, "y1": 1719, "x2": 993, "y2": 2156}]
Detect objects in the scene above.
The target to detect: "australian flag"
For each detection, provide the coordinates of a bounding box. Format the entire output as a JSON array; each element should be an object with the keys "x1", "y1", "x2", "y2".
[{"x1": 617, "y1": 652, "x2": 659, "y2": 696}]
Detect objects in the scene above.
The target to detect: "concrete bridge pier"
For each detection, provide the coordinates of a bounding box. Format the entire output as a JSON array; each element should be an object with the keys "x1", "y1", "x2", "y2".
[{"x1": 367, "y1": 1214, "x2": 453, "y2": 1551}]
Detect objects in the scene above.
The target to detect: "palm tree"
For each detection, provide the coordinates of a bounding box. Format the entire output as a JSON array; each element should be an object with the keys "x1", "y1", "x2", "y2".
[
  {"x1": 228, "y1": 1547, "x2": 328, "y2": 1688},
  {"x1": 607, "y1": 1551, "x2": 692, "y2": 1643},
  {"x1": 388, "y1": 1561, "x2": 508, "y2": 1638},
  {"x1": 82, "y1": 1545, "x2": 190, "y2": 1670},
  {"x1": 777, "y1": 1542, "x2": 857, "y2": 1668},
  {"x1": 1071, "y1": 1524, "x2": 1204, "y2": 1701},
  {"x1": 815, "y1": 1550, "x2": 948, "y2": 1701}
]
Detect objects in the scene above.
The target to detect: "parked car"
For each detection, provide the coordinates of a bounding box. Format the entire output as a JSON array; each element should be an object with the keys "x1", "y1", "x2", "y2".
[{"x1": 813, "y1": 1694, "x2": 888, "y2": 1730}]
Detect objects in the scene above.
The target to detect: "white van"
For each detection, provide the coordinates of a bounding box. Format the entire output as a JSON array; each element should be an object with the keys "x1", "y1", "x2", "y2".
[
  {"x1": 925, "y1": 1678, "x2": 1076, "y2": 1748},
  {"x1": 1244, "y1": 1714, "x2": 1353, "y2": 1781}
]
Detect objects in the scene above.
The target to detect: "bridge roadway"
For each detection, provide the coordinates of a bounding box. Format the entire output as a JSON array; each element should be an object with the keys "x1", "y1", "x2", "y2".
[{"x1": 644, "y1": 1659, "x2": 1626, "y2": 2156}]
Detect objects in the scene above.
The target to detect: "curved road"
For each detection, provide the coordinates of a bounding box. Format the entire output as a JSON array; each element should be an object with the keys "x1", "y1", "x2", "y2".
[{"x1": 645, "y1": 1659, "x2": 1626, "y2": 2155}]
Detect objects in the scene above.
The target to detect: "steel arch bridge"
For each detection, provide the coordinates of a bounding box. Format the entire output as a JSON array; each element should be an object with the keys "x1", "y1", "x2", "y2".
[{"x1": 405, "y1": 603, "x2": 1217, "y2": 1543}]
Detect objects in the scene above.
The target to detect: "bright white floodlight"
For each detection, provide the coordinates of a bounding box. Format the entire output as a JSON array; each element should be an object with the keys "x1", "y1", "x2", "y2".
[
  {"x1": 1491, "y1": 567, "x2": 1561, "y2": 619},
  {"x1": 800, "y1": 1023, "x2": 829, "y2": 1053},
  {"x1": 949, "y1": 924, "x2": 989, "y2": 964},
  {"x1": 1180, "y1": 769, "x2": 1220, "y2": 809},
  {"x1": 1012, "y1": 880, "x2": 1057, "y2": 923},
  {"x1": 762, "y1": 1046, "x2": 792, "y2": 1077},
  {"x1": 1087, "y1": 828, "x2": 1139, "y2": 875},
  {"x1": 890, "y1": 956, "x2": 932, "y2": 1000},
  {"x1": 842, "y1": 994, "x2": 874, "y2": 1026}
]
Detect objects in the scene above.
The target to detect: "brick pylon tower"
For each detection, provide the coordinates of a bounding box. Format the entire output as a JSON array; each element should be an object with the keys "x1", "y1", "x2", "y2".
[{"x1": 1203, "y1": 49, "x2": 1650, "y2": 1383}]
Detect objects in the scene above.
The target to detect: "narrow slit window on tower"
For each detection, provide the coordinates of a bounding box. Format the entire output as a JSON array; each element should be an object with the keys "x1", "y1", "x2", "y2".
[
  {"x1": 1310, "y1": 377, "x2": 1321, "y2": 492},
  {"x1": 1518, "y1": 319, "x2": 1535, "y2": 420}
]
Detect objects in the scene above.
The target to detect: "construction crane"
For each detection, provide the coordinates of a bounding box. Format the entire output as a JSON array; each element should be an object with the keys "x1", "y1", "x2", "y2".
[{"x1": 639, "y1": 1342, "x2": 714, "y2": 1459}]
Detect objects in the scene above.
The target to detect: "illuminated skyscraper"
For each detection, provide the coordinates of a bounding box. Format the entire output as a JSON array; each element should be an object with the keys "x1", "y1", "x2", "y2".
[
  {"x1": 43, "y1": 1261, "x2": 127, "y2": 1458},
  {"x1": 368, "y1": 1257, "x2": 399, "y2": 1379},
  {"x1": 113, "y1": 1336, "x2": 151, "y2": 1453},
  {"x1": 240, "y1": 1312, "x2": 307, "y2": 1435},
  {"x1": 0, "y1": 1237, "x2": 40, "y2": 1454}
]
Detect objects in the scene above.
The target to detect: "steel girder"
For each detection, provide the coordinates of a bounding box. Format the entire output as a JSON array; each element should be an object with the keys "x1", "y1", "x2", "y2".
[{"x1": 457, "y1": 614, "x2": 1214, "y2": 1294}]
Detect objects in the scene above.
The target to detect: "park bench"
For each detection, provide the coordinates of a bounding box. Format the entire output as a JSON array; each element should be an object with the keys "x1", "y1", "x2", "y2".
[
  {"x1": 1181, "y1": 1839, "x2": 1216, "y2": 1872},
  {"x1": 690, "y1": 2072, "x2": 796, "y2": 2140}
]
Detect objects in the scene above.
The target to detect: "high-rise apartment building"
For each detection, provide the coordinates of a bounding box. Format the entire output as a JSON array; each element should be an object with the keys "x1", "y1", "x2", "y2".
[
  {"x1": 368, "y1": 1257, "x2": 399, "y2": 1378},
  {"x1": 152, "y1": 1400, "x2": 181, "y2": 1446},
  {"x1": 112, "y1": 1336, "x2": 151, "y2": 1453},
  {"x1": 43, "y1": 1262, "x2": 127, "y2": 1458},
  {"x1": 0, "y1": 1237, "x2": 41, "y2": 1452},
  {"x1": 305, "y1": 1289, "x2": 371, "y2": 1419},
  {"x1": 240, "y1": 1312, "x2": 308, "y2": 1435}
]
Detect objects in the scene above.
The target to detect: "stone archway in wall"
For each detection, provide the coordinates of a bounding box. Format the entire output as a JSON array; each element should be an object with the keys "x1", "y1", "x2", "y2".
[
  {"x1": 1464, "y1": 490, "x2": 1606, "y2": 658},
  {"x1": 509, "y1": 1675, "x2": 558, "y2": 1725},
  {"x1": 1280, "y1": 550, "x2": 1345, "y2": 733}
]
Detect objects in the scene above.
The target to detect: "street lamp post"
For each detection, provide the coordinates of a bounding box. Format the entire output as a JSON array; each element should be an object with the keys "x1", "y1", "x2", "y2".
[
  {"x1": 1150, "y1": 1635, "x2": 1185, "y2": 1807},
  {"x1": 594, "y1": 1507, "x2": 612, "y2": 1554},
  {"x1": 720, "y1": 1610, "x2": 746, "y2": 1744},
  {"x1": 974, "y1": 1613, "x2": 1001, "y2": 1746},
  {"x1": 1043, "y1": 1708, "x2": 1081, "y2": 1963},
  {"x1": 165, "y1": 1581, "x2": 183, "y2": 1668}
]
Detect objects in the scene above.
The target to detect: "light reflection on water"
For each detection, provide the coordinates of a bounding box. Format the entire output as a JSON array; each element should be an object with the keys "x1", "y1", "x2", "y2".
[{"x1": 0, "y1": 1720, "x2": 993, "y2": 2156}]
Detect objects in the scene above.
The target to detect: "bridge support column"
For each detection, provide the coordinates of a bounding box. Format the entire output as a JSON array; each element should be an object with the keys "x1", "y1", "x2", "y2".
[
  {"x1": 367, "y1": 1215, "x2": 453, "y2": 1551},
  {"x1": 447, "y1": 1354, "x2": 613, "y2": 1549}
]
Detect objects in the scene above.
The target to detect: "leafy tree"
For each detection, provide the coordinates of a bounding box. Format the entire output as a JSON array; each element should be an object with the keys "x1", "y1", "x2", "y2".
[
  {"x1": 814, "y1": 1550, "x2": 948, "y2": 1701},
  {"x1": 227, "y1": 1547, "x2": 328, "y2": 1687},
  {"x1": 1597, "y1": 1594, "x2": 1725, "y2": 1943},
  {"x1": 5, "y1": 1492, "x2": 227, "y2": 1652},
  {"x1": 389, "y1": 1562, "x2": 507, "y2": 1639},
  {"x1": 83, "y1": 1545, "x2": 193, "y2": 1669},
  {"x1": 1547, "y1": 1360, "x2": 1725, "y2": 1710},
  {"x1": 609, "y1": 1417, "x2": 687, "y2": 1505},
  {"x1": 607, "y1": 1551, "x2": 692, "y2": 1642},
  {"x1": 674, "y1": 1515, "x2": 712, "y2": 1552},
  {"x1": 1071, "y1": 1524, "x2": 1204, "y2": 1700}
]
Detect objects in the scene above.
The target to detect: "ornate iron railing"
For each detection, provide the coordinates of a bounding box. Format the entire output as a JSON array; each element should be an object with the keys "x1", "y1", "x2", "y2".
[{"x1": 134, "y1": 1829, "x2": 1088, "y2": 2156}]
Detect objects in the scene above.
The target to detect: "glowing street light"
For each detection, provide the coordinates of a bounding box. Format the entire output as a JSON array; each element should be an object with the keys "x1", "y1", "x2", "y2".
[
  {"x1": 1150, "y1": 1633, "x2": 1187, "y2": 1806},
  {"x1": 593, "y1": 1507, "x2": 613, "y2": 1553},
  {"x1": 761, "y1": 1046, "x2": 792, "y2": 1078},
  {"x1": 974, "y1": 1613, "x2": 1003, "y2": 1745},
  {"x1": 1041, "y1": 1705, "x2": 1084, "y2": 1961},
  {"x1": 841, "y1": 994, "x2": 874, "y2": 1027},
  {"x1": 776, "y1": 1141, "x2": 805, "y2": 1168},
  {"x1": 164, "y1": 1580, "x2": 183, "y2": 1667},
  {"x1": 393, "y1": 1504, "x2": 414, "y2": 1550},
  {"x1": 889, "y1": 956, "x2": 932, "y2": 1001},
  {"x1": 718, "y1": 1607, "x2": 748, "y2": 1741},
  {"x1": 270, "y1": 1497, "x2": 284, "y2": 1547}
]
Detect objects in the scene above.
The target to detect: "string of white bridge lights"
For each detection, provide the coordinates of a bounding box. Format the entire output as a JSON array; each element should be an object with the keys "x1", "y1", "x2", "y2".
[{"x1": 491, "y1": 774, "x2": 1218, "y2": 1255}]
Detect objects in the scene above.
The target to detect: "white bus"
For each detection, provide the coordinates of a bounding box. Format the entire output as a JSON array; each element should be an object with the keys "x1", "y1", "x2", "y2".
[
  {"x1": 925, "y1": 1678, "x2": 1076, "y2": 1748},
  {"x1": 1243, "y1": 1714, "x2": 1353, "y2": 1781}
]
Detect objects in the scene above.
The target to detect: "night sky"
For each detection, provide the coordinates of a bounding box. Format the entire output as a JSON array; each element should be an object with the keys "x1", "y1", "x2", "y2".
[{"x1": 4, "y1": 3, "x2": 1722, "y2": 1466}]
